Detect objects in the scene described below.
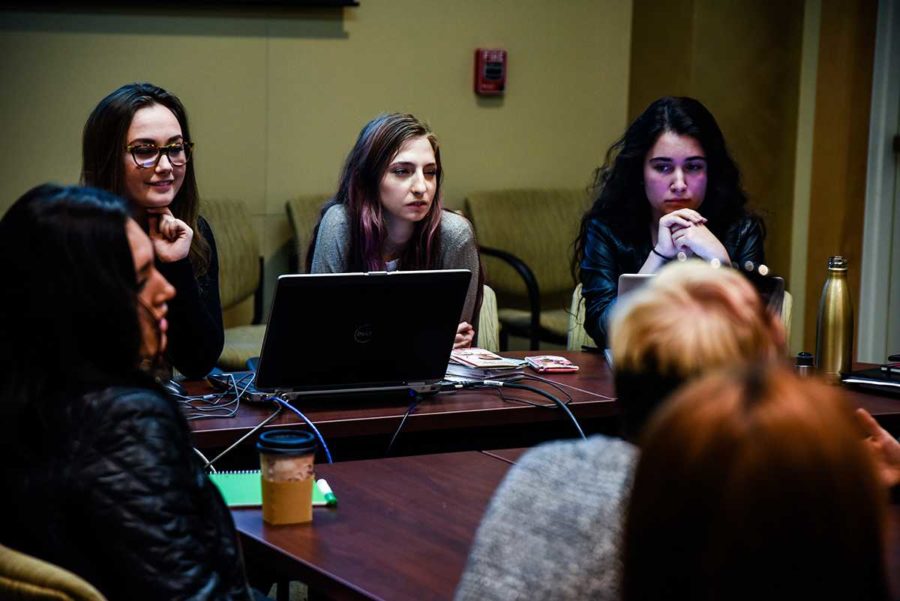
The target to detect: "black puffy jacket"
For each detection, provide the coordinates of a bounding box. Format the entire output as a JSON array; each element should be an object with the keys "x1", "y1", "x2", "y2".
[
  {"x1": 0, "y1": 387, "x2": 253, "y2": 601},
  {"x1": 579, "y1": 215, "x2": 765, "y2": 348}
]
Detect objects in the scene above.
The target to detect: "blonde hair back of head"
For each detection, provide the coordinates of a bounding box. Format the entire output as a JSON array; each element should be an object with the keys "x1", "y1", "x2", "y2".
[{"x1": 610, "y1": 260, "x2": 781, "y2": 379}]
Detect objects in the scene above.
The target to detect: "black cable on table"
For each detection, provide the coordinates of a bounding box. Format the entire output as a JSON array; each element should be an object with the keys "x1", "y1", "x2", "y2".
[
  {"x1": 385, "y1": 392, "x2": 424, "y2": 456},
  {"x1": 482, "y1": 380, "x2": 586, "y2": 440}
]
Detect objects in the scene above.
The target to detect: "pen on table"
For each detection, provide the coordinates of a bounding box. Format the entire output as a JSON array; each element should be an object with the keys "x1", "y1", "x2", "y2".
[{"x1": 317, "y1": 479, "x2": 338, "y2": 506}]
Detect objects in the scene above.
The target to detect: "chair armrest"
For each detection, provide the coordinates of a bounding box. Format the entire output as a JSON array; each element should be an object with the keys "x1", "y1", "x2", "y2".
[{"x1": 479, "y1": 245, "x2": 541, "y2": 350}]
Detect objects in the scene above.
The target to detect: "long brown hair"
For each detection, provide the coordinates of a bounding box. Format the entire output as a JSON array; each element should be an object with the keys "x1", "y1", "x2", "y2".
[
  {"x1": 308, "y1": 113, "x2": 445, "y2": 272},
  {"x1": 623, "y1": 364, "x2": 889, "y2": 601},
  {"x1": 81, "y1": 82, "x2": 210, "y2": 276}
]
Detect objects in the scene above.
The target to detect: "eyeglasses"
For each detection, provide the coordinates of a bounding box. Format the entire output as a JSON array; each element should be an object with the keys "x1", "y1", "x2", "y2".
[{"x1": 126, "y1": 141, "x2": 194, "y2": 168}]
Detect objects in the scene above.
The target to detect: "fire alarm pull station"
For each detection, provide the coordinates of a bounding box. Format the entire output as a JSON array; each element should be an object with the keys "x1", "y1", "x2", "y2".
[{"x1": 475, "y1": 49, "x2": 506, "y2": 96}]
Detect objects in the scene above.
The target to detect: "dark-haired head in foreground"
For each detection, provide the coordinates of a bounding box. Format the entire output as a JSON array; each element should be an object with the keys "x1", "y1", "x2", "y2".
[
  {"x1": 0, "y1": 183, "x2": 171, "y2": 410},
  {"x1": 0, "y1": 184, "x2": 254, "y2": 600}
]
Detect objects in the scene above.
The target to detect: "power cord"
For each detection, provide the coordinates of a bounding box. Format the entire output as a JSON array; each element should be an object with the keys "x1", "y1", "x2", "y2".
[
  {"x1": 199, "y1": 399, "x2": 283, "y2": 471},
  {"x1": 522, "y1": 373, "x2": 616, "y2": 401},
  {"x1": 193, "y1": 447, "x2": 216, "y2": 472},
  {"x1": 385, "y1": 391, "x2": 424, "y2": 456},
  {"x1": 272, "y1": 395, "x2": 334, "y2": 464},
  {"x1": 177, "y1": 371, "x2": 255, "y2": 421},
  {"x1": 495, "y1": 374, "x2": 574, "y2": 408},
  {"x1": 482, "y1": 380, "x2": 586, "y2": 440}
]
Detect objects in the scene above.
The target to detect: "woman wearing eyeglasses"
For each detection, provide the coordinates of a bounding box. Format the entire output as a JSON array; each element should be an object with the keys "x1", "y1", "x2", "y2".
[{"x1": 82, "y1": 83, "x2": 223, "y2": 379}]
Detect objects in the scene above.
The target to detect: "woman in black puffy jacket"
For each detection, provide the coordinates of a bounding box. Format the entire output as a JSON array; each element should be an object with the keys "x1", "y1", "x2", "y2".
[
  {"x1": 572, "y1": 96, "x2": 765, "y2": 348},
  {"x1": 0, "y1": 184, "x2": 257, "y2": 601}
]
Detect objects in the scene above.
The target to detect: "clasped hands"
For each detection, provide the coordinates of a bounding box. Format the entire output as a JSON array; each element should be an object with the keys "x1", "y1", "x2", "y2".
[
  {"x1": 147, "y1": 207, "x2": 193, "y2": 263},
  {"x1": 655, "y1": 208, "x2": 729, "y2": 265}
]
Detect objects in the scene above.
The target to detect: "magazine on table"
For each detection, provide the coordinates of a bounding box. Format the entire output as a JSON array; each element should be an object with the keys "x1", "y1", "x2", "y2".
[
  {"x1": 524, "y1": 355, "x2": 580, "y2": 373},
  {"x1": 450, "y1": 348, "x2": 526, "y2": 370},
  {"x1": 445, "y1": 363, "x2": 526, "y2": 382},
  {"x1": 446, "y1": 348, "x2": 527, "y2": 382}
]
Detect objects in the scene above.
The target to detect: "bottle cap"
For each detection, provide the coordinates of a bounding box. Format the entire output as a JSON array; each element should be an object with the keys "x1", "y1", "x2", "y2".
[
  {"x1": 796, "y1": 352, "x2": 814, "y2": 367},
  {"x1": 257, "y1": 429, "x2": 317, "y2": 456},
  {"x1": 827, "y1": 256, "x2": 848, "y2": 270}
]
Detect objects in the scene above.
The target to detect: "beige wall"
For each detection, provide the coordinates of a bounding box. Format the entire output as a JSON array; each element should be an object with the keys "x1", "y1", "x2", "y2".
[{"x1": 0, "y1": 2, "x2": 632, "y2": 281}]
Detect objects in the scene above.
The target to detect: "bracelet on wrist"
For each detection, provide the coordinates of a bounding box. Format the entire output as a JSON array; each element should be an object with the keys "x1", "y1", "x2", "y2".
[{"x1": 651, "y1": 247, "x2": 674, "y2": 261}]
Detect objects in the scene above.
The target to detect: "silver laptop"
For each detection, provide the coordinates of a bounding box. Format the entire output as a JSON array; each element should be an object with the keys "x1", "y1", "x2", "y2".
[
  {"x1": 604, "y1": 271, "x2": 785, "y2": 366},
  {"x1": 617, "y1": 273, "x2": 655, "y2": 299},
  {"x1": 255, "y1": 270, "x2": 471, "y2": 397},
  {"x1": 603, "y1": 274, "x2": 656, "y2": 366}
]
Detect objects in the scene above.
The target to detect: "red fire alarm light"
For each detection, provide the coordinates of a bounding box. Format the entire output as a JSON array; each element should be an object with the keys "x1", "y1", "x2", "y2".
[{"x1": 474, "y1": 49, "x2": 507, "y2": 96}]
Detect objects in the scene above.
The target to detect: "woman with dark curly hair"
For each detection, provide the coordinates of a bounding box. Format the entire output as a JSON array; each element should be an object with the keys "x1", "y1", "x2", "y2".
[{"x1": 573, "y1": 96, "x2": 765, "y2": 347}]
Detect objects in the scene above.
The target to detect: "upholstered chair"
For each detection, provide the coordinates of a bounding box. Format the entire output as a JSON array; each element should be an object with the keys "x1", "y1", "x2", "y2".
[
  {"x1": 202, "y1": 198, "x2": 265, "y2": 371},
  {"x1": 464, "y1": 189, "x2": 591, "y2": 350},
  {"x1": 0, "y1": 544, "x2": 107, "y2": 601}
]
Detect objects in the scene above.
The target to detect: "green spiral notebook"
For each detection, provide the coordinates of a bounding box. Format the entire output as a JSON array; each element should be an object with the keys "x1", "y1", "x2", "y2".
[{"x1": 209, "y1": 471, "x2": 334, "y2": 507}]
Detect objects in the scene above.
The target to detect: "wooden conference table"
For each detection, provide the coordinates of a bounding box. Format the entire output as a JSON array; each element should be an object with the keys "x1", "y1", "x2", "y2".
[
  {"x1": 236, "y1": 451, "x2": 510, "y2": 601},
  {"x1": 190, "y1": 351, "x2": 900, "y2": 460},
  {"x1": 234, "y1": 448, "x2": 900, "y2": 601},
  {"x1": 189, "y1": 351, "x2": 619, "y2": 459},
  {"x1": 209, "y1": 353, "x2": 900, "y2": 598}
]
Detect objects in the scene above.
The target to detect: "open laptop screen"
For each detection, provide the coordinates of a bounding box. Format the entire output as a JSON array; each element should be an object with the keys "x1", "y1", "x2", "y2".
[
  {"x1": 618, "y1": 269, "x2": 784, "y2": 314},
  {"x1": 255, "y1": 270, "x2": 471, "y2": 394}
]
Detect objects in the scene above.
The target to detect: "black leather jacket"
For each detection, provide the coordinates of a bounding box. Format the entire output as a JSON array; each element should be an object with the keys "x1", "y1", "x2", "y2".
[
  {"x1": 0, "y1": 387, "x2": 252, "y2": 601},
  {"x1": 579, "y1": 215, "x2": 765, "y2": 348}
]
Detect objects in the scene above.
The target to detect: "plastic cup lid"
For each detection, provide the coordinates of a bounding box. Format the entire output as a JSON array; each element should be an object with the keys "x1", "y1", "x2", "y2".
[{"x1": 257, "y1": 429, "x2": 317, "y2": 455}]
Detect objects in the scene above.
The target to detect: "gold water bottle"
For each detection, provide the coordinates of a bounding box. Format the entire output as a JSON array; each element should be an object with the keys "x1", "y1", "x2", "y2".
[{"x1": 815, "y1": 256, "x2": 853, "y2": 382}]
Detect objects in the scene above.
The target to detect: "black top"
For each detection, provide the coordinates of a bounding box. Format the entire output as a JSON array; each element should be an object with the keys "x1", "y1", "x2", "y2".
[
  {"x1": 157, "y1": 216, "x2": 224, "y2": 379},
  {"x1": 0, "y1": 386, "x2": 253, "y2": 600},
  {"x1": 579, "y1": 215, "x2": 765, "y2": 348}
]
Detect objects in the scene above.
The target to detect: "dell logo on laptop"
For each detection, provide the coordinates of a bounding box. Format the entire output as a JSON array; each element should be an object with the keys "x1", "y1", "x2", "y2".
[{"x1": 354, "y1": 323, "x2": 374, "y2": 344}]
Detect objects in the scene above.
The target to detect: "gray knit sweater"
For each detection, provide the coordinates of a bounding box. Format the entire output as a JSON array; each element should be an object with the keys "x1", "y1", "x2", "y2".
[
  {"x1": 455, "y1": 436, "x2": 637, "y2": 601},
  {"x1": 310, "y1": 204, "x2": 481, "y2": 324}
]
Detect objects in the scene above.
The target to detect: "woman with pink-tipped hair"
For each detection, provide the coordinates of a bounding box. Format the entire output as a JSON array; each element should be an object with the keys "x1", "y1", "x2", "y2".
[{"x1": 309, "y1": 113, "x2": 481, "y2": 348}]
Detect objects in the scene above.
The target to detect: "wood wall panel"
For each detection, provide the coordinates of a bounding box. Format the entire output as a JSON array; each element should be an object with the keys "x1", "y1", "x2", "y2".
[{"x1": 803, "y1": 0, "x2": 877, "y2": 355}]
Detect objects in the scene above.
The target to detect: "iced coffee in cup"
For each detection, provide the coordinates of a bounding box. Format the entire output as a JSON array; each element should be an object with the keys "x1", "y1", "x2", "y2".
[{"x1": 257, "y1": 429, "x2": 317, "y2": 525}]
